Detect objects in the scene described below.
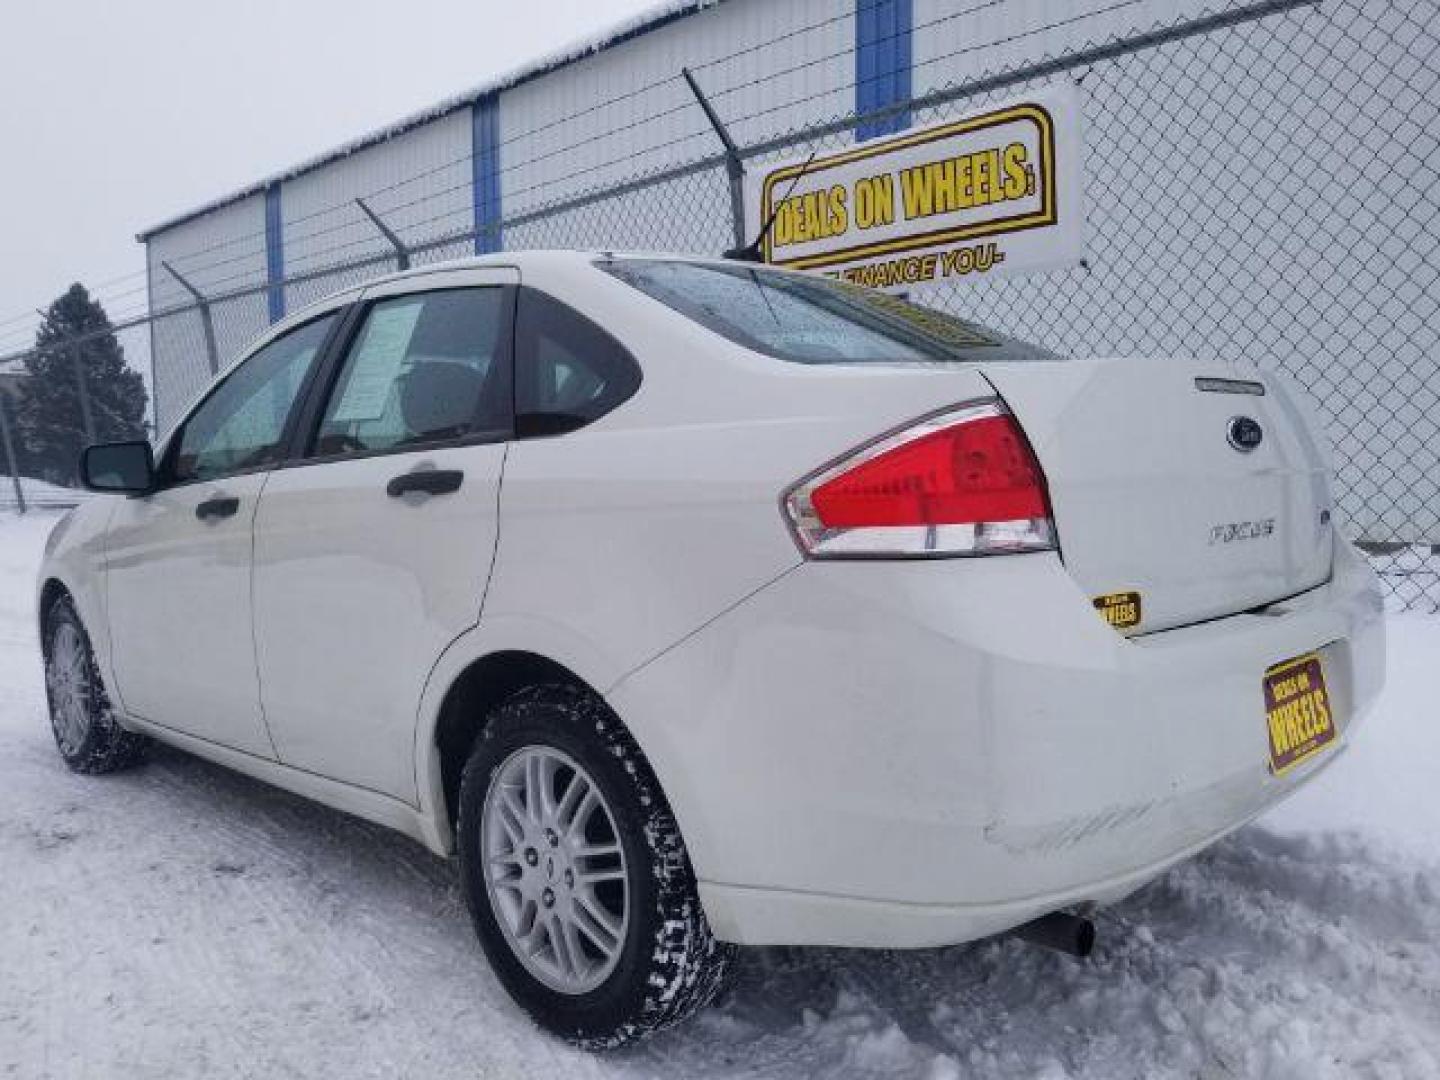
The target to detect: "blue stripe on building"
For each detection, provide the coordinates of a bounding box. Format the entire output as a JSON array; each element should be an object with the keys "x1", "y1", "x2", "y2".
[
  {"x1": 472, "y1": 94, "x2": 502, "y2": 255},
  {"x1": 856, "y1": 0, "x2": 913, "y2": 141},
  {"x1": 264, "y1": 182, "x2": 285, "y2": 323}
]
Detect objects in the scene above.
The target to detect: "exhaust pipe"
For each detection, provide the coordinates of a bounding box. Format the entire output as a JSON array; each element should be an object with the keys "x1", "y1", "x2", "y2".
[{"x1": 1016, "y1": 912, "x2": 1096, "y2": 958}]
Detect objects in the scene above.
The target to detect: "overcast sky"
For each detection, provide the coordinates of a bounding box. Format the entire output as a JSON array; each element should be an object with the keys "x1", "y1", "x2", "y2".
[{"x1": 0, "y1": 0, "x2": 656, "y2": 356}]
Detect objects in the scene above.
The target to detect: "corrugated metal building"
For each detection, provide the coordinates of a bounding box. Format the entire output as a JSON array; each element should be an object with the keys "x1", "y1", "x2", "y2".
[
  {"x1": 138, "y1": 0, "x2": 1216, "y2": 423},
  {"x1": 137, "y1": 0, "x2": 1440, "y2": 549}
]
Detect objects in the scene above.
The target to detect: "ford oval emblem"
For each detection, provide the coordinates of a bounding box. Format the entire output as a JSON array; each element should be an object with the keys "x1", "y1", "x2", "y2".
[{"x1": 1227, "y1": 416, "x2": 1264, "y2": 452}]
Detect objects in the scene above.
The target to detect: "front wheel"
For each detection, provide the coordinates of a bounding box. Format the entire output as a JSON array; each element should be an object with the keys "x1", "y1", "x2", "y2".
[
  {"x1": 457, "y1": 684, "x2": 733, "y2": 1048},
  {"x1": 42, "y1": 594, "x2": 149, "y2": 774}
]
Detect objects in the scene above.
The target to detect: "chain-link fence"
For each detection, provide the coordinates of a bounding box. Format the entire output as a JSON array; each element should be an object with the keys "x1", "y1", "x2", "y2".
[{"x1": 1, "y1": 0, "x2": 1435, "y2": 610}]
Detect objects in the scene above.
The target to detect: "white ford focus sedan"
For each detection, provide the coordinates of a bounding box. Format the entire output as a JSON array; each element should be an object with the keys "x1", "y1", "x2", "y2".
[{"x1": 39, "y1": 251, "x2": 1384, "y2": 1046}]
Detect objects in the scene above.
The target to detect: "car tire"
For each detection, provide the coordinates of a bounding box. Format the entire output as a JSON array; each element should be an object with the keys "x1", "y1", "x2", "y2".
[
  {"x1": 42, "y1": 594, "x2": 149, "y2": 774},
  {"x1": 457, "y1": 683, "x2": 734, "y2": 1048}
]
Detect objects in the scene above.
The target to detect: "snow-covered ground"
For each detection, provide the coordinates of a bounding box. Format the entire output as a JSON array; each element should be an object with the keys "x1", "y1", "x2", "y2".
[
  {"x1": 2, "y1": 508, "x2": 1437, "y2": 1079},
  {"x1": 0, "y1": 476, "x2": 90, "y2": 511}
]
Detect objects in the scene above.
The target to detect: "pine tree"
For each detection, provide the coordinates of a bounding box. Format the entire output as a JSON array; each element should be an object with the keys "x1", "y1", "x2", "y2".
[{"x1": 15, "y1": 284, "x2": 148, "y2": 485}]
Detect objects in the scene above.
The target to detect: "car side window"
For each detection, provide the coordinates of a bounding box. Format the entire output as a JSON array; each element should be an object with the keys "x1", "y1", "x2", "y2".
[
  {"x1": 312, "y1": 288, "x2": 511, "y2": 458},
  {"x1": 515, "y1": 288, "x2": 641, "y2": 438},
  {"x1": 171, "y1": 314, "x2": 335, "y2": 484}
]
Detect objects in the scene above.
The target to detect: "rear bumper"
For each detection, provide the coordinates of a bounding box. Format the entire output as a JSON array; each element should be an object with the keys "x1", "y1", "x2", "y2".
[{"x1": 609, "y1": 534, "x2": 1385, "y2": 948}]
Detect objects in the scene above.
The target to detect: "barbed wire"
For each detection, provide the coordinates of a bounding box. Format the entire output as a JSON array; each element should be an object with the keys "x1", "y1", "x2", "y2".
[
  {"x1": 0, "y1": 0, "x2": 1329, "y2": 363},
  {"x1": 0, "y1": 0, "x2": 1084, "y2": 333}
]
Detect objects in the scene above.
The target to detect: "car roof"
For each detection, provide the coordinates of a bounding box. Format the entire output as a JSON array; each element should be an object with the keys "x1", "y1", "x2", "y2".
[
  {"x1": 357, "y1": 248, "x2": 745, "y2": 286},
  {"x1": 257, "y1": 250, "x2": 773, "y2": 357},
  {"x1": 273, "y1": 250, "x2": 787, "y2": 332}
]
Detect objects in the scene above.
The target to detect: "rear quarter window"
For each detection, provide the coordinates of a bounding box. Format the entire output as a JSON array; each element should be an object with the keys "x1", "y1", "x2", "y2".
[
  {"x1": 598, "y1": 259, "x2": 1060, "y2": 366},
  {"x1": 515, "y1": 288, "x2": 642, "y2": 438}
]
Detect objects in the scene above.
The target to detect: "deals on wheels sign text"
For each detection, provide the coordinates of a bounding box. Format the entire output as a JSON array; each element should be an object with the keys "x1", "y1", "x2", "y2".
[{"x1": 746, "y1": 83, "x2": 1084, "y2": 290}]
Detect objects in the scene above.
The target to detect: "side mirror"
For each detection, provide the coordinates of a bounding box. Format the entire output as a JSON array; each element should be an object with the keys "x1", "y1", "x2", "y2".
[{"x1": 80, "y1": 441, "x2": 155, "y2": 494}]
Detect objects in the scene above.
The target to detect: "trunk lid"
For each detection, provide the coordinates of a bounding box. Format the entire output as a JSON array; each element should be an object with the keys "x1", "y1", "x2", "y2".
[{"x1": 980, "y1": 358, "x2": 1334, "y2": 634}]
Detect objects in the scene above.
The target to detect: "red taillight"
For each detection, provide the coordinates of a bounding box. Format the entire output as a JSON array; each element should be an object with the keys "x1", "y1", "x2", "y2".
[{"x1": 784, "y1": 400, "x2": 1055, "y2": 558}]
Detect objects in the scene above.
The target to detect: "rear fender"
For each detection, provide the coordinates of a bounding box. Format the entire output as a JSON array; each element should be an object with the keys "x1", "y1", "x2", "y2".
[{"x1": 410, "y1": 613, "x2": 623, "y2": 856}]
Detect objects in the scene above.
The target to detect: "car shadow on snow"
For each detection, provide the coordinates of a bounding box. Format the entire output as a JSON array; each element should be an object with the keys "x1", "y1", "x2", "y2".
[{"x1": 109, "y1": 743, "x2": 1440, "y2": 1079}]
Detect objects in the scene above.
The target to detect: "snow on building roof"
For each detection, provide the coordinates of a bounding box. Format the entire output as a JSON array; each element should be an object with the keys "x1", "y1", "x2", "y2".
[{"x1": 137, "y1": 0, "x2": 722, "y2": 241}]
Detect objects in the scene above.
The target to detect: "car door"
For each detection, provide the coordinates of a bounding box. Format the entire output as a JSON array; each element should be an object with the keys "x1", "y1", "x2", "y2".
[
  {"x1": 104, "y1": 312, "x2": 339, "y2": 757},
  {"x1": 250, "y1": 267, "x2": 517, "y2": 801}
]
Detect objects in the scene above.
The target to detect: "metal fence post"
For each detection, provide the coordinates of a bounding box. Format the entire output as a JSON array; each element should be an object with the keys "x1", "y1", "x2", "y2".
[
  {"x1": 162, "y1": 261, "x2": 221, "y2": 377},
  {"x1": 355, "y1": 198, "x2": 411, "y2": 271},
  {"x1": 682, "y1": 67, "x2": 748, "y2": 249},
  {"x1": 70, "y1": 340, "x2": 96, "y2": 446},
  {"x1": 0, "y1": 393, "x2": 26, "y2": 514}
]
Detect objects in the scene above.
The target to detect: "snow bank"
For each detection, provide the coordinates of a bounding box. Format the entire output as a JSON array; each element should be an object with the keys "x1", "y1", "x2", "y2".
[
  {"x1": 0, "y1": 477, "x2": 91, "y2": 510},
  {"x1": 1, "y1": 510, "x2": 1436, "y2": 1078}
]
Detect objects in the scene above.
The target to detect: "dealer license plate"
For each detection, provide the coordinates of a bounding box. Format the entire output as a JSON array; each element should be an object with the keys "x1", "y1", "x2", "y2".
[{"x1": 1263, "y1": 652, "x2": 1336, "y2": 775}]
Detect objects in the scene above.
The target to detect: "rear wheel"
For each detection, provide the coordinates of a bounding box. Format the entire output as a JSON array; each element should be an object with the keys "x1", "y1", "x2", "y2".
[
  {"x1": 457, "y1": 683, "x2": 733, "y2": 1048},
  {"x1": 43, "y1": 595, "x2": 148, "y2": 774}
]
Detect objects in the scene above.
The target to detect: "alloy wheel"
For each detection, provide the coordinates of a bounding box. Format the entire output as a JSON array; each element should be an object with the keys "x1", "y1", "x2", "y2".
[
  {"x1": 47, "y1": 622, "x2": 92, "y2": 757},
  {"x1": 480, "y1": 745, "x2": 630, "y2": 995}
]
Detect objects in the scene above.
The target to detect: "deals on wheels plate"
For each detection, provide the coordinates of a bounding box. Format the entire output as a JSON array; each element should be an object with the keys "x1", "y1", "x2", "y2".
[
  {"x1": 1263, "y1": 652, "x2": 1337, "y2": 776},
  {"x1": 745, "y1": 81, "x2": 1085, "y2": 292}
]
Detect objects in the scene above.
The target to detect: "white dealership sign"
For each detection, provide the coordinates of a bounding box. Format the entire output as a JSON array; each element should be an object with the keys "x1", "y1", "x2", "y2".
[{"x1": 745, "y1": 82, "x2": 1084, "y2": 290}]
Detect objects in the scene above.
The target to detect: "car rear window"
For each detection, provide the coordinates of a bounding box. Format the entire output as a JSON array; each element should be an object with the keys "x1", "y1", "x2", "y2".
[{"x1": 598, "y1": 258, "x2": 1060, "y2": 365}]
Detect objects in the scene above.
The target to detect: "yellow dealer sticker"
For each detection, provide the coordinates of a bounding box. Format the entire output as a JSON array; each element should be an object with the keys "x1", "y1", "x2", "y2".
[
  {"x1": 1263, "y1": 652, "x2": 1336, "y2": 775},
  {"x1": 744, "y1": 81, "x2": 1084, "y2": 290},
  {"x1": 1092, "y1": 591, "x2": 1142, "y2": 630}
]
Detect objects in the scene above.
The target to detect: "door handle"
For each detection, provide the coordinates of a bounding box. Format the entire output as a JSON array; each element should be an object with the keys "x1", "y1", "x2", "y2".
[
  {"x1": 195, "y1": 495, "x2": 240, "y2": 521},
  {"x1": 386, "y1": 469, "x2": 464, "y2": 498}
]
